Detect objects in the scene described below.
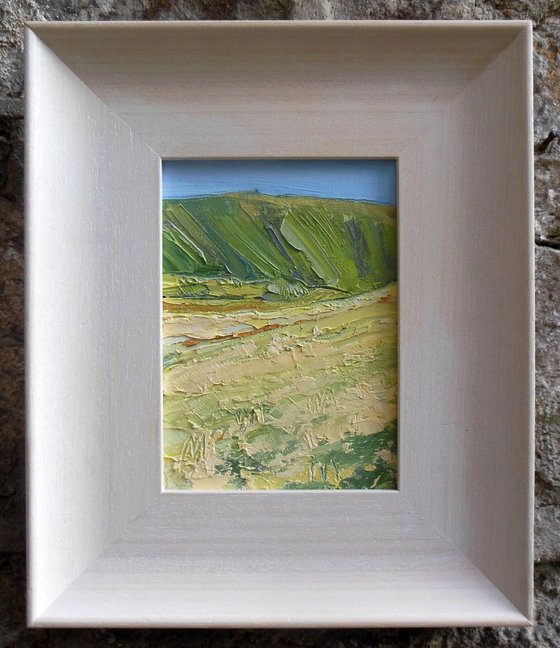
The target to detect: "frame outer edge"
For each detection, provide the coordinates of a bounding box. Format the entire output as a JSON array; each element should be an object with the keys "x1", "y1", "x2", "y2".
[
  {"x1": 24, "y1": 25, "x2": 39, "y2": 627},
  {"x1": 525, "y1": 19, "x2": 536, "y2": 625}
]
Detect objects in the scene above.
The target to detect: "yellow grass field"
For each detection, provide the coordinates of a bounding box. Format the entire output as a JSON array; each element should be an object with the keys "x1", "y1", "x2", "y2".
[{"x1": 163, "y1": 283, "x2": 398, "y2": 490}]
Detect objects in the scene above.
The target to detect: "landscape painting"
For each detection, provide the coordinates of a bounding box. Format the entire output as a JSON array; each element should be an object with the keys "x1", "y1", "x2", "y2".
[{"x1": 162, "y1": 160, "x2": 398, "y2": 490}]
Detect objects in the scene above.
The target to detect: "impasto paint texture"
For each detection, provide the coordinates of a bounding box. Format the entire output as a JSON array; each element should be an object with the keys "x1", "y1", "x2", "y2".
[{"x1": 162, "y1": 160, "x2": 398, "y2": 490}]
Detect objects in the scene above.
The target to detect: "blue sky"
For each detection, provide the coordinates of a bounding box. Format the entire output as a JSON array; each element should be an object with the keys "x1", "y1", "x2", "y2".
[{"x1": 162, "y1": 159, "x2": 397, "y2": 205}]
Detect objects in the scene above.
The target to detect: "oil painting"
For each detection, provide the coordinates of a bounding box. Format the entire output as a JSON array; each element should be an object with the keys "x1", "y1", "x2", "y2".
[{"x1": 163, "y1": 160, "x2": 398, "y2": 490}]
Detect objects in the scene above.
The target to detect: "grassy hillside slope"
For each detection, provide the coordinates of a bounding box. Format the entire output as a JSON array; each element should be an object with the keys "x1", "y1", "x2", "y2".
[{"x1": 163, "y1": 192, "x2": 397, "y2": 295}]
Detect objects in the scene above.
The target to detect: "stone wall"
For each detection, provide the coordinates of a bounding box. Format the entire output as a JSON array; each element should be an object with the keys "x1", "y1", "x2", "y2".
[{"x1": 0, "y1": 2, "x2": 558, "y2": 646}]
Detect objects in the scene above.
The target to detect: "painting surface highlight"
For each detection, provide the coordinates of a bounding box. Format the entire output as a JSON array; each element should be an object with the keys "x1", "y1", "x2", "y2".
[{"x1": 163, "y1": 160, "x2": 398, "y2": 490}]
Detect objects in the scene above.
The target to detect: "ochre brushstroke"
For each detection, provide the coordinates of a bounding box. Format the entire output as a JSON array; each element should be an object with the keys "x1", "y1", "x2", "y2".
[
  {"x1": 163, "y1": 192, "x2": 398, "y2": 490},
  {"x1": 182, "y1": 322, "x2": 283, "y2": 347}
]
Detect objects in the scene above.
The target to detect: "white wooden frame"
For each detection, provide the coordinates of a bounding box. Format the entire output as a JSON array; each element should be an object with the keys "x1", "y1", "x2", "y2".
[{"x1": 25, "y1": 21, "x2": 534, "y2": 627}]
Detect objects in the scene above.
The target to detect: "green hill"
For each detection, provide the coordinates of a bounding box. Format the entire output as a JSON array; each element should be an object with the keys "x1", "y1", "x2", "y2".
[{"x1": 163, "y1": 192, "x2": 397, "y2": 295}]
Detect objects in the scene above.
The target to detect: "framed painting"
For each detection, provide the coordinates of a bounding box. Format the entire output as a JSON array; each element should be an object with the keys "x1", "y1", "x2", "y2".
[
  {"x1": 162, "y1": 159, "x2": 399, "y2": 492},
  {"x1": 25, "y1": 20, "x2": 534, "y2": 627}
]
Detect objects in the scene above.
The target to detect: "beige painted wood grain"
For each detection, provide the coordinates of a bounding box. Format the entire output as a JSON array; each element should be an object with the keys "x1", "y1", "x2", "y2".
[
  {"x1": 25, "y1": 20, "x2": 533, "y2": 627},
  {"x1": 25, "y1": 28, "x2": 161, "y2": 623}
]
